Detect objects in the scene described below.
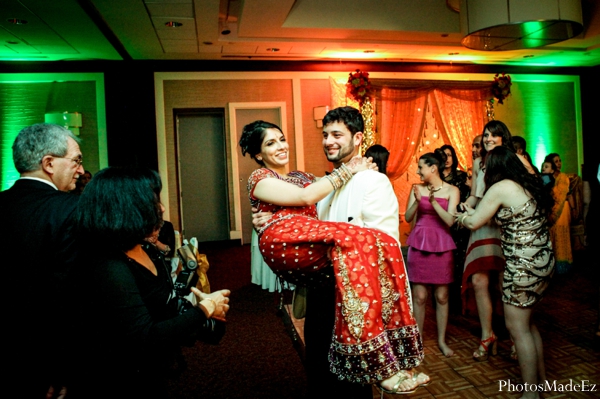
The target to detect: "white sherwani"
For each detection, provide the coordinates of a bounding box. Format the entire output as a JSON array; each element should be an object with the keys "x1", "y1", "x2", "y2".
[{"x1": 317, "y1": 169, "x2": 400, "y2": 243}]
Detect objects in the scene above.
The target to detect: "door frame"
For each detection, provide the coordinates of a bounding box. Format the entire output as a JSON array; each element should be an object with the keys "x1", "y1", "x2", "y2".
[{"x1": 228, "y1": 101, "x2": 287, "y2": 241}]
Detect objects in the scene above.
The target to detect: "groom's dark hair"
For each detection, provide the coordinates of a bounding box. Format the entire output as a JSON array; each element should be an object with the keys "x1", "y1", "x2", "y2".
[{"x1": 322, "y1": 106, "x2": 364, "y2": 135}]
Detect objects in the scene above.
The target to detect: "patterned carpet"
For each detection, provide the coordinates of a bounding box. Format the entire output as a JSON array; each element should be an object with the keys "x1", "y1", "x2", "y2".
[{"x1": 168, "y1": 243, "x2": 600, "y2": 399}]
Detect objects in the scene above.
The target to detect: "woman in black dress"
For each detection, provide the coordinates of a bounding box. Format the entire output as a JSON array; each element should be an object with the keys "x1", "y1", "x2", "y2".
[{"x1": 71, "y1": 167, "x2": 230, "y2": 399}]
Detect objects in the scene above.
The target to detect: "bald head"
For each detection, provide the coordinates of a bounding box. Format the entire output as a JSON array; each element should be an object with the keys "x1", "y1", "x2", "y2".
[{"x1": 472, "y1": 135, "x2": 483, "y2": 160}]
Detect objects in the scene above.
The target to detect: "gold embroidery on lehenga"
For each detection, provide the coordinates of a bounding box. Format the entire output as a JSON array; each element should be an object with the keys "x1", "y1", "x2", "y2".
[
  {"x1": 377, "y1": 237, "x2": 400, "y2": 324},
  {"x1": 336, "y1": 246, "x2": 367, "y2": 340}
]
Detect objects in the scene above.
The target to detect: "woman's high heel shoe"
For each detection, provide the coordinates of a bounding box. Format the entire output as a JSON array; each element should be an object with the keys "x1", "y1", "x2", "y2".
[{"x1": 472, "y1": 334, "x2": 497, "y2": 361}]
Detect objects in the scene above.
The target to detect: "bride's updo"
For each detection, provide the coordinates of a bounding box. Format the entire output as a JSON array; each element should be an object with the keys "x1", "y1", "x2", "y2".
[{"x1": 239, "y1": 120, "x2": 283, "y2": 166}]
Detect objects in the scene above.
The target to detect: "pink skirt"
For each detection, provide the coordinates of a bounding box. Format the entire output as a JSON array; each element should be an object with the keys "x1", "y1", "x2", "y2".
[{"x1": 407, "y1": 247, "x2": 454, "y2": 284}]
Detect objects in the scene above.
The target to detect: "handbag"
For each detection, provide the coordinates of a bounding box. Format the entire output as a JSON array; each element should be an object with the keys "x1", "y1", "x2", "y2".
[{"x1": 176, "y1": 242, "x2": 211, "y2": 294}]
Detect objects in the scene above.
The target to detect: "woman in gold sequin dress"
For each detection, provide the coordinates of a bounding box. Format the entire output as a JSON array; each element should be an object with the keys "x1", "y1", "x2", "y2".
[
  {"x1": 458, "y1": 147, "x2": 554, "y2": 399},
  {"x1": 240, "y1": 120, "x2": 427, "y2": 394}
]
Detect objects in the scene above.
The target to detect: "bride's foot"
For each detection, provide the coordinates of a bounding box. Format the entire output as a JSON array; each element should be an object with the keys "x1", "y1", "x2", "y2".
[
  {"x1": 380, "y1": 370, "x2": 419, "y2": 394},
  {"x1": 413, "y1": 370, "x2": 431, "y2": 387},
  {"x1": 438, "y1": 341, "x2": 454, "y2": 357}
]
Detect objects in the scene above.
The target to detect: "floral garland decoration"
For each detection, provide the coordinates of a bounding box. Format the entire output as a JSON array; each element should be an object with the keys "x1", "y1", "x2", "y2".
[
  {"x1": 346, "y1": 69, "x2": 373, "y2": 105},
  {"x1": 490, "y1": 73, "x2": 512, "y2": 104}
]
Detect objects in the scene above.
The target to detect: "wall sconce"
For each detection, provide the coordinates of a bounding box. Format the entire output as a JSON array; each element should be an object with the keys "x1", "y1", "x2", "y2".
[
  {"x1": 45, "y1": 112, "x2": 83, "y2": 135},
  {"x1": 313, "y1": 106, "x2": 329, "y2": 128}
]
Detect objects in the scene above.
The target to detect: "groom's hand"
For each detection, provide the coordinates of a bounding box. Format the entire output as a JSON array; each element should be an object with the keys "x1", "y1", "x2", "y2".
[{"x1": 252, "y1": 207, "x2": 273, "y2": 230}]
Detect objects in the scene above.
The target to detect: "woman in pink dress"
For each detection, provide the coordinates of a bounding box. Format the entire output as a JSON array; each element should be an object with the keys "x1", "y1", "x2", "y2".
[
  {"x1": 240, "y1": 120, "x2": 428, "y2": 394},
  {"x1": 405, "y1": 149, "x2": 460, "y2": 357}
]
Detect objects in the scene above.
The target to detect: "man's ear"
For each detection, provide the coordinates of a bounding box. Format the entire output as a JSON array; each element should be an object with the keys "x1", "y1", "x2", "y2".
[
  {"x1": 41, "y1": 155, "x2": 55, "y2": 175},
  {"x1": 353, "y1": 132, "x2": 364, "y2": 148}
]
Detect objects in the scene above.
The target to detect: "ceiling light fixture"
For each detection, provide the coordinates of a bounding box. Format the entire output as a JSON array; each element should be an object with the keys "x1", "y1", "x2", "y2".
[
  {"x1": 460, "y1": 0, "x2": 583, "y2": 51},
  {"x1": 165, "y1": 21, "x2": 182, "y2": 28}
]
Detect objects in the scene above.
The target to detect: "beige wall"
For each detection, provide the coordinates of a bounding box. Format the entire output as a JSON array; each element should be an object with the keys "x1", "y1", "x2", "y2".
[{"x1": 299, "y1": 79, "x2": 332, "y2": 176}]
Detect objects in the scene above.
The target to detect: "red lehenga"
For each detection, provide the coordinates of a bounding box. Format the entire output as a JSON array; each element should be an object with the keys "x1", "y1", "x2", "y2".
[{"x1": 249, "y1": 168, "x2": 423, "y2": 384}]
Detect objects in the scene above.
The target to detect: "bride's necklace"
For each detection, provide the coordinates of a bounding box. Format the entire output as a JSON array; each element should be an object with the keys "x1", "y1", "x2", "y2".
[{"x1": 427, "y1": 182, "x2": 444, "y2": 193}]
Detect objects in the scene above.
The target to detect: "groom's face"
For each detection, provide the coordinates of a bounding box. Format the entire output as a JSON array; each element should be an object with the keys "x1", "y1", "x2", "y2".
[{"x1": 322, "y1": 121, "x2": 361, "y2": 167}]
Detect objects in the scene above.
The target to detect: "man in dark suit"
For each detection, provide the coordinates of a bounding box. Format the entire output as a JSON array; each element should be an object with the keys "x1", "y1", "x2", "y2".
[{"x1": 0, "y1": 123, "x2": 84, "y2": 398}]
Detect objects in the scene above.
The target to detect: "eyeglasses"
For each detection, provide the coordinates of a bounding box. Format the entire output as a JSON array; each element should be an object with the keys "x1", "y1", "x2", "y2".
[{"x1": 54, "y1": 155, "x2": 83, "y2": 166}]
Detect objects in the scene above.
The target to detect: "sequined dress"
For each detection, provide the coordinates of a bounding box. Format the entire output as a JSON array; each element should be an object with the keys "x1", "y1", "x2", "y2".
[
  {"x1": 248, "y1": 168, "x2": 424, "y2": 384},
  {"x1": 406, "y1": 197, "x2": 456, "y2": 284},
  {"x1": 495, "y1": 198, "x2": 555, "y2": 307}
]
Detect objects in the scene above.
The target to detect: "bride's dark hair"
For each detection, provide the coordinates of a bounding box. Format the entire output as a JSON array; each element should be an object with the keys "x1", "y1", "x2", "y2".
[{"x1": 239, "y1": 120, "x2": 283, "y2": 166}]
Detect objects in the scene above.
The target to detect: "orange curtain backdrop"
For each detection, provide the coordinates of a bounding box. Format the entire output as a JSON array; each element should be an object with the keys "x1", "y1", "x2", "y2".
[
  {"x1": 329, "y1": 77, "x2": 492, "y2": 175},
  {"x1": 373, "y1": 80, "x2": 493, "y2": 177},
  {"x1": 379, "y1": 87, "x2": 429, "y2": 181},
  {"x1": 431, "y1": 89, "x2": 489, "y2": 171}
]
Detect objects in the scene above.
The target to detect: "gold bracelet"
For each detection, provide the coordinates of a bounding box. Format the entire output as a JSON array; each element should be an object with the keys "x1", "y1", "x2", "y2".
[{"x1": 325, "y1": 164, "x2": 353, "y2": 190}]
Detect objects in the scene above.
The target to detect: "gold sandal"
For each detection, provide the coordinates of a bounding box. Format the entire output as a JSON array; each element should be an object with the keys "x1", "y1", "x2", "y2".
[
  {"x1": 379, "y1": 371, "x2": 419, "y2": 396},
  {"x1": 413, "y1": 371, "x2": 431, "y2": 387}
]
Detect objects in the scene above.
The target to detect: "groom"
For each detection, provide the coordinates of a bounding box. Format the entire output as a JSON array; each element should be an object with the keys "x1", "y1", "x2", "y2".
[
  {"x1": 253, "y1": 106, "x2": 402, "y2": 397},
  {"x1": 308, "y1": 106, "x2": 401, "y2": 398}
]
